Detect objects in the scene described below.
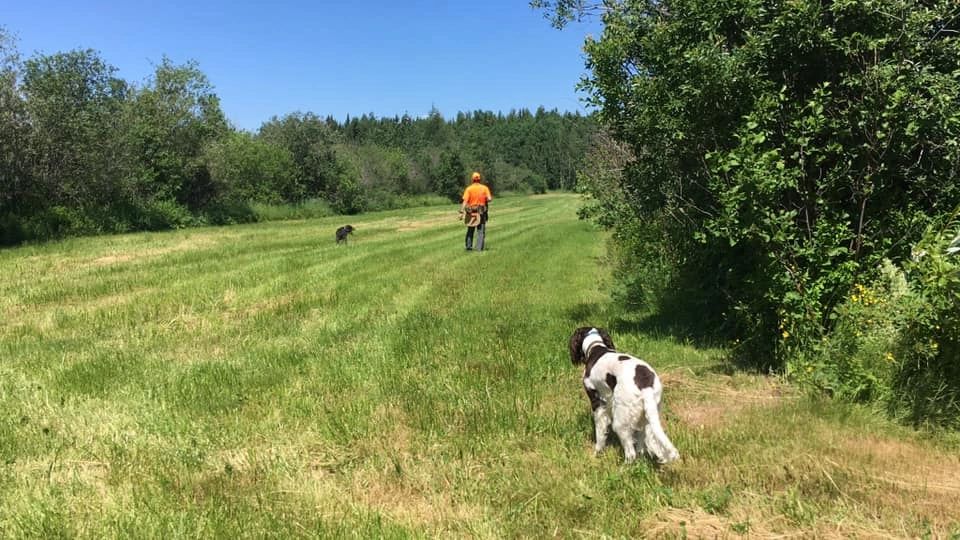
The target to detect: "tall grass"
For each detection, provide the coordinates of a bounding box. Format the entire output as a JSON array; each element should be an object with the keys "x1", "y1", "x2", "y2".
[
  {"x1": 249, "y1": 193, "x2": 452, "y2": 223},
  {"x1": 249, "y1": 198, "x2": 338, "y2": 221},
  {"x1": 1, "y1": 194, "x2": 957, "y2": 538}
]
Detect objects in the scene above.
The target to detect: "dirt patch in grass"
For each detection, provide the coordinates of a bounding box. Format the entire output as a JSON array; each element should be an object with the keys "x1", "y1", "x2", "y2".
[
  {"x1": 835, "y1": 434, "x2": 960, "y2": 490},
  {"x1": 828, "y1": 434, "x2": 960, "y2": 525},
  {"x1": 663, "y1": 370, "x2": 795, "y2": 430},
  {"x1": 643, "y1": 507, "x2": 752, "y2": 539},
  {"x1": 647, "y1": 367, "x2": 960, "y2": 536},
  {"x1": 642, "y1": 503, "x2": 924, "y2": 539},
  {"x1": 655, "y1": 380, "x2": 960, "y2": 538}
]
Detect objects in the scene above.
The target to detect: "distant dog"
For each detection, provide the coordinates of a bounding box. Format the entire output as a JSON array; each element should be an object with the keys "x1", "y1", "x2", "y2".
[
  {"x1": 335, "y1": 225, "x2": 354, "y2": 244},
  {"x1": 569, "y1": 326, "x2": 679, "y2": 464}
]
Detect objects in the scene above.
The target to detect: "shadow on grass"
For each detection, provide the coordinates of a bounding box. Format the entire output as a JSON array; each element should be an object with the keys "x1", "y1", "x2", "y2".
[
  {"x1": 607, "y1": 311, "x2": 724, "y2": 350},
  {"x1": 565, "y1": 292, "x2": 767, "y2": 375},
  {"x1": 566, "y1": 302, "x2": 606, "y2": 325}
]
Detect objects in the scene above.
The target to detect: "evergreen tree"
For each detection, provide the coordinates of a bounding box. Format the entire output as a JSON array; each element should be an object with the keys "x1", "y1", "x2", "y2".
[{"x1": 434, "y1": 150, "x2": 466, "y2": 202}]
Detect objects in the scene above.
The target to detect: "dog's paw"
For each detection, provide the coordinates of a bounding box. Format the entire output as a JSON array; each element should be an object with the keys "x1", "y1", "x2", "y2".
[{"x1": 658, "y1": 450, "x2": 680, "y2": 465}]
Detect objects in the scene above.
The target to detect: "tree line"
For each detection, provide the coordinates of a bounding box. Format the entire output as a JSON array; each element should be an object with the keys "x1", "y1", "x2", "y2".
[{"x1": 0, "y1": 28, "x2": 595, "y2": 245}]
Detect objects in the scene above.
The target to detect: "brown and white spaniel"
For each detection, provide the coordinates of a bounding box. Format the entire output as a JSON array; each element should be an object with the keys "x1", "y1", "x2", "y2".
[{"x1": 569, "y1": 326, "x2": 679, "y2": 464}]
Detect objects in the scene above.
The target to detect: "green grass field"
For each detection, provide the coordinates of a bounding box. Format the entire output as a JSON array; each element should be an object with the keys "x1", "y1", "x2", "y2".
[{"x1": 2, "y1": 193, "x2": 958, "y2": 538}]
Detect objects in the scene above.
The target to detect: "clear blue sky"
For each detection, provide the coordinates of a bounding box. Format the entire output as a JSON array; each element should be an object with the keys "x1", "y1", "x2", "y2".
[{"x1": 4, "y1": 1, "x2": 601, "y2": 131}]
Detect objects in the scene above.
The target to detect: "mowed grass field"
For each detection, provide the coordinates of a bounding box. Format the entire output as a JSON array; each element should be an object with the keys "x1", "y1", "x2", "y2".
[{"x1": 1, "y1": 193, "x2": 958, "y2": 539}]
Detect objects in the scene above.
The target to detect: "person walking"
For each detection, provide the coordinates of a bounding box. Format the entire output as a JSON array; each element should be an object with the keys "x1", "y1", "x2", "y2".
[{"x1": 460, "y1": 171, "x2": 492, "y2": 251}]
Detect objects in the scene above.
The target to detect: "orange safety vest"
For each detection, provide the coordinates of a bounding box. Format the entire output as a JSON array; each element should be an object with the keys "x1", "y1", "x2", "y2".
[{"x1": 462, "y1": 183, "x2": 492, "y2": 206}]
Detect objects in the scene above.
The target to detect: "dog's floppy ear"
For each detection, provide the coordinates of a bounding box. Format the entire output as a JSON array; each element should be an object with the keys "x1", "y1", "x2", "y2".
[
  {"x1": 569, "y1": 327, "x2": 591, "y2": 364},
  {"x1": 596, "y1": 327, "x2": 615, "y2": 350}
]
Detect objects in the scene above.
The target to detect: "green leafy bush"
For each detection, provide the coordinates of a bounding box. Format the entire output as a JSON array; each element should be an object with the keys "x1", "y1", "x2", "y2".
[
  {"x1": 792, "y1": 209, "x2": 960, "y2": 428},
  {"x1": 128, "y1": 199, "x2": 197, "y2": 230},
  {"x1": 249, "y1": 199, "x2": 336, "y2": 221},
  {"x1": 203, "y1": 133, "x2": 301, "y2": 205},
  {"x1": 892, "y1": 214, "x2": 960, "y2": 428},
  {"x1": 546, "y1": 0, "x2": 960, "y2": 425},
  {"x1": 200, "y1": 200, "x2": 257, "y2": 226},
  {"x1": 562, "y1": 0, "x2": 960, "y2": 372},
  {"x1": 791, "y1": 261, "x2": 909, "y2": 403}
]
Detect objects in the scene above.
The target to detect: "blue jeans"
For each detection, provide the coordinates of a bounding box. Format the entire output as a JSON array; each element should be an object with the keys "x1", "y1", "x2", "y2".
[{"x1": 465, "y1": 222, "x2": 486, "y2": 250}]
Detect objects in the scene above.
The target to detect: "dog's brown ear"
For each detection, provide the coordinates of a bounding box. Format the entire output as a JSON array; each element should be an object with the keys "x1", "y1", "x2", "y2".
[
  {"x1": 596, "y1": 328, "x2": 616, "y2": 350},
  {"x1": 569, "y1": 327, "x2": 589, "y2": 364}
]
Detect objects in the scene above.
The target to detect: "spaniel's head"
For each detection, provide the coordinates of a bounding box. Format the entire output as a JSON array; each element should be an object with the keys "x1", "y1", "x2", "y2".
[{"x1": 569, "y1": 326, "x2": 616, "y2": 365}]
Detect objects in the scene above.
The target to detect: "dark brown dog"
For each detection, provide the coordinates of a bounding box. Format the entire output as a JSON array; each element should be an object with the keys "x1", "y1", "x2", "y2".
[{"x1": 335, "y1": 225, "x2": 354, "y2": 244}]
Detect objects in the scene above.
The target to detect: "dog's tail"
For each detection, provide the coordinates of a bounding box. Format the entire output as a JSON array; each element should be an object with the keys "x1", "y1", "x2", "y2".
[{"x1": 641, "y1": 390, "x2": 679, "y2": 464}]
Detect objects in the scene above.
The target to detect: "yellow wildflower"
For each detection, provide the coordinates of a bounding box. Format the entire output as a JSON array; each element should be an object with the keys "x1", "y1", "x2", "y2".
[
  {"x1": 884, "y1": 352, "x2": 895, "y2": 363},
  {"x1": 782, "y1": 330, "x2": 790, "y2": 339}
]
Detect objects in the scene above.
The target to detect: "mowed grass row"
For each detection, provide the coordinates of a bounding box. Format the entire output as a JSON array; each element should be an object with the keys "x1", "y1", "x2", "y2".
[{"x1": 1, "y1": 193, "x2": 958, "y2": 538}]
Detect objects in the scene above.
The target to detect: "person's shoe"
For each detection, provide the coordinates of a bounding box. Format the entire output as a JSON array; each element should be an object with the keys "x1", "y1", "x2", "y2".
[{"x1": 465, "y1": 247, "x2": 473, "y2": 251}]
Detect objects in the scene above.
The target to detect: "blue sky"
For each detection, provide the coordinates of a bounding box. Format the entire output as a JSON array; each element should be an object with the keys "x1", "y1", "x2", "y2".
[{"x1": 4, "y1": 1, "x2": 601, "y2": 131}]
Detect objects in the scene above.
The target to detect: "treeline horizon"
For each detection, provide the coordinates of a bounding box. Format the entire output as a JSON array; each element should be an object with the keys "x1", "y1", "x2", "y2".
[{"x1": 0, "y1": 28, "x2": 596, "y2": 245}]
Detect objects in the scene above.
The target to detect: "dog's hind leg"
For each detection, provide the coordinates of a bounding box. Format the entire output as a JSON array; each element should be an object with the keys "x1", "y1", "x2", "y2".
[
  {"x1": 613, "y1": 392, "x2": 647, "y2": 464},
  {"x1": 612, "y1": 415, "x2": 639, "y2": 464}
]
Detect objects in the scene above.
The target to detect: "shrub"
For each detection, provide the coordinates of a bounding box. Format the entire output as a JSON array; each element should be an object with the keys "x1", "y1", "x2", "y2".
[
  {"x1": 250, "y1": 199, "x2": 336, "y2": 222},
  {"x1": 791, "y1": 261, "x2": 910, "y2": 403},
  {"x1": 794, "y1": 209, "x2": 960, "y2": 429},
  {"x1": 892, "y1": 213, "x2": 960, "y2": 428},
  {"x1": 432, "y1": 150, "x2": 466, "y2": 203},
  {"x1": 0, "y1": 213, "x2": 26, "y2": 245},
  {"x1": 200, "y1": 200, "x2": 257, "y2": 226},
  {"x1": 130, "y1": 199, "x2": 196, "y2": 230},
  {"x1": 203, "y1": 133, "x2": 301, "y2": 204},
  {"x1": 566, "y1": 0, "x2": 960, "y2": 373},
  {"x1": 523, "y1": 172, "x2": 548, "y2": 194}
]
